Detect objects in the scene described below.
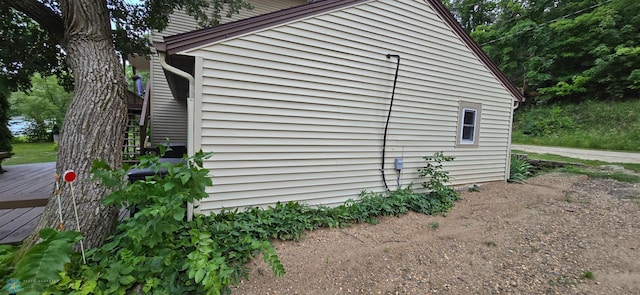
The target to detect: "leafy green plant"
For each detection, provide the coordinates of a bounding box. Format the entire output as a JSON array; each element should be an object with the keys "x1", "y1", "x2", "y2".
[
  {"x1": 417, "y1": 152, "x2": 459, "y2": 216},
  {"x1": 42, "y1": 152, "x2": 285, "y2": 295},
  {"x1": 581, "y1": 270, "x2": 594, "y2": 280},
  {"x1": 429, "y1": 222, "x2": 439, "y2": 230},
  {"x1": 0, "y1": 228, "x2": 82, "y2": 295},
  {"x1": 509, "y1": 155, "x2": 533, "y2": 183},
  {"x1": 564, "y1": 195, "x2": 573, "y2": 203},
  {"x1": 0, "y1": 245, "x2": 16, "y2": 282},
  {"x1": 25, "y1": 122, "x2": 52, "y2": 143},
  {"x1": 419, "y1": 152, "x2": 454, "y2": 191},
  {"x1": 40, "y1": 151, "x2": 461, "y2": 294},
  {"x1": 516, "y1": 105, "x2": 576, "y2": 137}
]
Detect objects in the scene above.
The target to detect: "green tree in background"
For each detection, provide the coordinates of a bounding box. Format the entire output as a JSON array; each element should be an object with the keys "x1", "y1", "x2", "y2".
[
  {"x1": 9, "y1": 73, "x2": 72, "y2": 134},
  {"x1": 2, "y1": 0, "x2": 252, "y2": 252},
  {"x1": 538, "y1": 0, "x2": 640, "y2": 101},
  {"x1": 466, "y1": 0, "x2": 640, "y2": 104},
  {"x1": 442, "y1": 0, "x2": 497, "y2": 33}
]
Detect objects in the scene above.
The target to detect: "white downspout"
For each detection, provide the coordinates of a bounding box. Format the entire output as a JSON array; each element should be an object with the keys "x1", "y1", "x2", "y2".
[
  {"x1": 506, "y1": 99, "x2": 520, "y2": 182},
  {"x1": 158, "y1": 52, "x2": 195, "y2": 221}
]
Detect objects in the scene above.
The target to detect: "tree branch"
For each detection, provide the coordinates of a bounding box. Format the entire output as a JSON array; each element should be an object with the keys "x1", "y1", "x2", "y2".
[{"x1": 5, "y1": 0, "x2": 65, "y2": 44}]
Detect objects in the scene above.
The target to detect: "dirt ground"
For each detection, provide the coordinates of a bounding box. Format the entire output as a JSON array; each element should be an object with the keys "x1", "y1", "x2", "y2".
[{"x1": 232, "y1": 173, "x2": 640, "y2": 294}]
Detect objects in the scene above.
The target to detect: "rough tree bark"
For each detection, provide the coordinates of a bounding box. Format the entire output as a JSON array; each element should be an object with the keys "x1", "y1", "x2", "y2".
[{"x1": 17, "y1": 0, "x2": 128, "y2": 250}]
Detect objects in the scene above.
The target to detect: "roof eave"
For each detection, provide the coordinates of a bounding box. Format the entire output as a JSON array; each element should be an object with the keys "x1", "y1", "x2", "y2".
[
  {"x1": 161, "y1": 0, "x2": 524, "y2": 102},
  {"x1": 163, "y1": 0, "x2": 369, "y2": 55}
]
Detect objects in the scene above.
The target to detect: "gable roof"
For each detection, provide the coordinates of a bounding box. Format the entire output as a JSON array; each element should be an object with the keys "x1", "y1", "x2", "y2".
[{"x1": 157, "y1": 0, "x2": 525, "y2": 102}]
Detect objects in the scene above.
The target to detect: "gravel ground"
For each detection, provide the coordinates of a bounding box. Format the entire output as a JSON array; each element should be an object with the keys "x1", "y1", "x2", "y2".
[{"x1": 232, "y1": 173, "x2": 640, "y2": 294}]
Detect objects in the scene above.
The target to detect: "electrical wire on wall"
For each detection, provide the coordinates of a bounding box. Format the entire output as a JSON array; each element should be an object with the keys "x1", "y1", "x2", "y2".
[{"x1": 381, "y1": 54, "x2": 400, "y2": 191}]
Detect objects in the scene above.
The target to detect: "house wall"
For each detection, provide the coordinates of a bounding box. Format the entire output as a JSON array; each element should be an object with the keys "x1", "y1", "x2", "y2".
[
  {"x1": 150, "y1": 0, "x2": 307, "y2": 145},
  {"x1": 184, "y1": 0, "x2": 517, "y2": 213}
]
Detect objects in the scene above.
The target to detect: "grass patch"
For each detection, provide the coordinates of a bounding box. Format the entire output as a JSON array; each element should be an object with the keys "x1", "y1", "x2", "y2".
[
  {"x1": 558, "y1": 166, "x2": 640, "y2": 183},
  {"x1": 581, "y1": 270, "x2": 595, "y2": 280},
  {"x1": 513, "y1": 100, "x2": 640, "y2": 152},
  {"x1": 3, "y1": 142, "x2": 57, "y2": 165},
  {"x1": 513, "y1": 150, "x2": 640, "y2": 173}
]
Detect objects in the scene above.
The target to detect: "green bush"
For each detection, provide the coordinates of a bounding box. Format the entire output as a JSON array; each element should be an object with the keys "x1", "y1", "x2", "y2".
[
  {"x1": 64, "y1": 151, "x2": 284, "y2": 295},
  {"x1": 516, "y1": 105, "x2": 576, "y2": 137},
  {"x1": 509, "y1": 155, "x2": 533, "y2": 183},
  {"x1": 513, "y1": 100, "x2": 640, "y2": 151},
  {"x1": 2, "y1": 152, "x2": 460, "y2": 294},
  {"x1": 26, "y1": 122, "x2": 52, "y2": 143},
  {"x1": 0, "y1": 229, "x2": 82, "y2": 294},
  {"x1": 10, "y1": 135, "x2": 27, "y2": 144}
]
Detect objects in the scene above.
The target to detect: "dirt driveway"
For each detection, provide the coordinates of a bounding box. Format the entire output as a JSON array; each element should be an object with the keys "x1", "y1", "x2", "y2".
[{"x1": 232, "y1": 173, "x2": 640, "y2": 294}]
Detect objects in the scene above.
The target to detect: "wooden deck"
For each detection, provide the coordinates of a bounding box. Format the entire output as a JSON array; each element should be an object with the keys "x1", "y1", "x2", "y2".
[
  {"x1": 0, "y1": 162, "x2": 55, "y2": 244},
  {"x1": 1, "y1": 162, "x2": 131, "y2": 245},
  {"x1": 0, "y1": 162, "x2": 56, "y2": 209}
]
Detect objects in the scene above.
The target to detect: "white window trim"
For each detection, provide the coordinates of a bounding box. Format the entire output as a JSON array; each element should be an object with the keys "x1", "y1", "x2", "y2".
[{"x1": 456, "y1": 101, "x2": 482, "y2": 148}]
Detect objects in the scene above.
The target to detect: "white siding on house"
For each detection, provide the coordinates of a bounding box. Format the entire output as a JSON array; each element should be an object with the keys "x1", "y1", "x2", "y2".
[
  {"x1": 150, "y1": 0, "x2": 307, "y2": 144},
  {"x1": 184, "y1": 0, "x2": 516, "y2": 213}
]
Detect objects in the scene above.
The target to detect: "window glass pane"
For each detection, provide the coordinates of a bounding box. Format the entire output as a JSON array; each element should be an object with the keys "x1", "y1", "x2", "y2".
[
  {"x1": 462, "y1": 126, "x2": 474, "y2": 141},
  {"x1": 457, "y1": 102, "x2": 481, "y2": 146},
  {"x1": 463, "y1": 109, "x2": 476, "y2": 125}
]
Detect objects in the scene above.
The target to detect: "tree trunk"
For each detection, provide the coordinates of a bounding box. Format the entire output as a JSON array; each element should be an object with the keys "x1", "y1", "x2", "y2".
[{"x1": 22, "y1": 0, "x2": 127, "y2": 250}]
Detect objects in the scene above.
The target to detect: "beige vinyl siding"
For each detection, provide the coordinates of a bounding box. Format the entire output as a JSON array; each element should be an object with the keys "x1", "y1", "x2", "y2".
[
  {"x1": 150, "y1": 0, "x2": 307, "y2": 144},
  {"x1": 185, "y1": 0, "x2": 516, "y2": 213}
]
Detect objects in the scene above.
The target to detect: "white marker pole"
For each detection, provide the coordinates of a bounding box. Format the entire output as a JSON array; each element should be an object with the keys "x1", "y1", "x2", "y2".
[{"x1": 63, "y1": 170, "x2": 86, "y2": 264}]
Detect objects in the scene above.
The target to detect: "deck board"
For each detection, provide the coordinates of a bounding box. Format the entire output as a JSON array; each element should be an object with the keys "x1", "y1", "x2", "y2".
[
  {"x1": 0, "y1": 162, "x2": 56, "y2": 209},
  {"x1": 0, "y1": 163, "x2": 55, "y2": 244},
  {"x1": 0, "y1": 207, "x2": 44, "y2": 244},
  {"x1": 0, "y1": 162, "x2": 131, "y2": 245}
]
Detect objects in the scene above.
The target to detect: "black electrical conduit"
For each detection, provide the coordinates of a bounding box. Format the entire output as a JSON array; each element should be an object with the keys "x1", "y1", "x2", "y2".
[{"x1": 381, "y1": 54, "x2": 400, "y2": 191}]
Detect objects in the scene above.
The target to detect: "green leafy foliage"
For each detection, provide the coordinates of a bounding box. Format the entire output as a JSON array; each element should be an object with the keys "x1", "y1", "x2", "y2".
[
  {"x1": 43, "y1": 152, "x2": 284, "y2": 295},
  {"x1": 8, "y1": 73, "x2": 71, "y2": 142},
  {"x1": 513, "y1": 100, "x2": 640, "y2": 151},
  {"x1": 468, "y1": 0, "x2": 640, "y2": 103},
  {"x1": 0, "y1": 245, "x2": 16, "y2": 279},
  {"x1": 515, "y1": 105, "x2": 576, "y2": 137},
  {"x1": 509, "y1": 155, "x2": 533, "y2": 183},
  {"x1": 24, "y1": 123, "x2": 52, "y2": 143},
  {"x1": 0, "y1": 6, "x2": 69, "y2": 92},
  {"x1": 0, "y1": 229, "x2": 82, "y2": 295},
  {"x1": 442, "y1": 0, "x2": 497, "y2": 33},
  {"x1": 418, "y1": 152, "x2": 458, "y2": 202},
  {"x1": 42, "y1": 152, "x2": 459, "y2": 294}
]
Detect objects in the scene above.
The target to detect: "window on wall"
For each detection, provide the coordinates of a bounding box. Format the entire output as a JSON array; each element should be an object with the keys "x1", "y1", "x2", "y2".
[{"x1": 456, "y1": 101, "x2": 481, "y2": 147}]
